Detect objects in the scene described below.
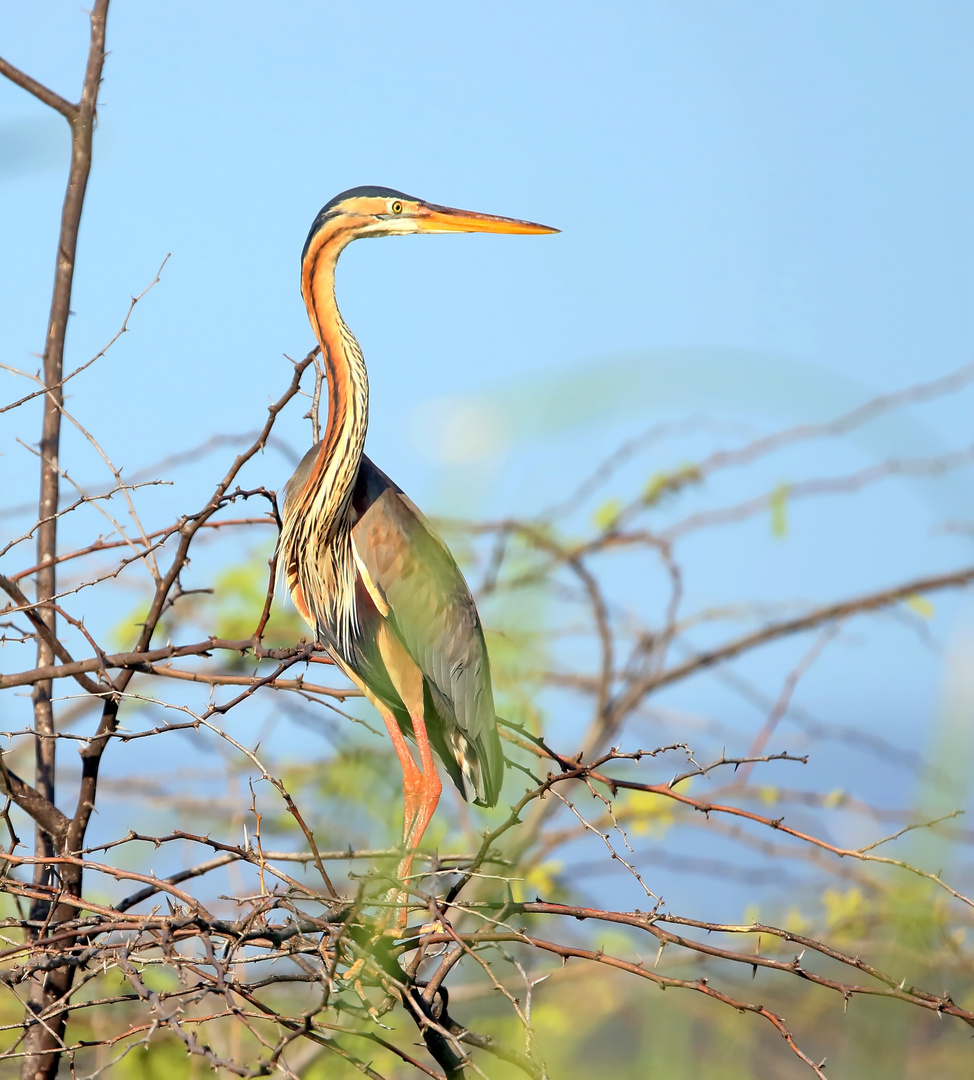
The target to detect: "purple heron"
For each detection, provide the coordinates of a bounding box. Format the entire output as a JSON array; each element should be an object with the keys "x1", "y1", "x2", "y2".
[{"x1": 279, "y1": 187, "x2": 557, "y2": 896}]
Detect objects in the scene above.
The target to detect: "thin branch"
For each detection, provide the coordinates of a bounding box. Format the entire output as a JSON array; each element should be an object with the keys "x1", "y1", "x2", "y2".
[
  {"x1": 0, "y1": 57, "x2": 76, "y2": 119},
  {"x1": 613, "y1": 563, "x2": 974, "y2": 711},
  {"x1": 0, "y1": 634, "x2": 330, "y2": 692}
]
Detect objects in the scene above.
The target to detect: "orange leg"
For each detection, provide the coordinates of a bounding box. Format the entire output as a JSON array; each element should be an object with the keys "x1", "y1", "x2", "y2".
[
  {"x1": 360, "y1": 685, "x2": 422, "y2": 861},
  {"x1": 313, "y1": 626, "x2": 441, "y2": 924},
  {"x1": 372, "y1": 625, "x2": 443, "y2": 923},
  {"x1": 400, "y1": 704, "x2": 442, "y2": 863}
]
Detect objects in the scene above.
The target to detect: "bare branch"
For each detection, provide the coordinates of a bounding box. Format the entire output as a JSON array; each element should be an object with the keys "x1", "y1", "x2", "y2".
[{"x1": 0, "y1": 57, "x2": 76, "y2": 120}]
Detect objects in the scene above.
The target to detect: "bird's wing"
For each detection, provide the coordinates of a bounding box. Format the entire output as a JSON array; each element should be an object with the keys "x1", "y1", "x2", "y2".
[{"x1": 350, "y1": 458, "x2": 503, "y2": 804}]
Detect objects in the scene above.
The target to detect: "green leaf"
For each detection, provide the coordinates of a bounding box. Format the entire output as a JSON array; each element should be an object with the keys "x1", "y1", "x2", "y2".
[
  {"x1": 592, "y1": 497, "x2": 622, "y2": 531},
  {"x1": 642, "y1": 463, "x2": 702, "y2": 507},
  {"x1": 904, "y1": 593, "x2": 935, "y2": 619},
  {"x1": 769, "y1": 482, "x2": 790, "y2": 538}
]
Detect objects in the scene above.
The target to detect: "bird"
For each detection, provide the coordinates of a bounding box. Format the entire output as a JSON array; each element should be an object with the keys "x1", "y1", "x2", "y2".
[{"x1": 278, "y1": 186, "x2": 557, "y2": 903}]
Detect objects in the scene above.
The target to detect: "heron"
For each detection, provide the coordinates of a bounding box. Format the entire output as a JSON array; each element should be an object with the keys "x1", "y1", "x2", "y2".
[{"x1": 278, "y1": 186, "x2": 557, "y2": 903}]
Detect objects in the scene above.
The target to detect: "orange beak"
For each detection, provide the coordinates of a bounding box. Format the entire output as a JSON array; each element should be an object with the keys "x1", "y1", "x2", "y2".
[{"x1": 414, "y1": 202, "x2": 559, "y2": 235}]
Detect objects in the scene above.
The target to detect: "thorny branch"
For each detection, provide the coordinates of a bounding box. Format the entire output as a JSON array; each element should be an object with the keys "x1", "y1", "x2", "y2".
[
  {"x1": 3, "y1": 353, "x2": 974, "y2": 1077},
  {"x1": 4, "y1": 18, "x2": 974, "y2": 1080},
  {"x1": 1, "y1": 3, "x2": 112, "y2": 1076}
]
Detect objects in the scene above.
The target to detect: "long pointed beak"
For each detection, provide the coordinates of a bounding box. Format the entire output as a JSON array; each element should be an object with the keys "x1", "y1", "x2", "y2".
[{"x1": 415, "y1": 202, "x2": 558, "y2": 235}]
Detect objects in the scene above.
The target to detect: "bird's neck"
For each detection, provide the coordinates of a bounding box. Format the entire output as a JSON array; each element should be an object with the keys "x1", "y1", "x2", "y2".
[{"x1": 302, "y1": 242, "x2": 369, "y2": 524}]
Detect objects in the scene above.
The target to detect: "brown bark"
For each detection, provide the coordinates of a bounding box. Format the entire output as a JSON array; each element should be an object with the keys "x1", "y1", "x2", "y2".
[{"x1": 1, "y1": 4, "x2": 113, "y2": 1077}]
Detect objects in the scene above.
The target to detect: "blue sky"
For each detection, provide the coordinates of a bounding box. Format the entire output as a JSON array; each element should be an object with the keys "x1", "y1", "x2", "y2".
[
  {"x1": 3, "y1": 3, "x2": 971, "y2": 468},
  {"x1": 2, "y1": 2, "x2": 974, "y2": 913},
  {"x1": 4, "y1": 1, "x2": 972, "y2": 536}
]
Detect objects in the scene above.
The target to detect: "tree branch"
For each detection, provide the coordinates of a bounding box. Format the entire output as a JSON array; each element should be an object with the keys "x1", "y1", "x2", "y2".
[
  {"x1": 5, "y1": 5, "x2": 112, "y2": 1076},
  {"x1": 0, "y1": 57, "x2": 77, "y2": 120}
]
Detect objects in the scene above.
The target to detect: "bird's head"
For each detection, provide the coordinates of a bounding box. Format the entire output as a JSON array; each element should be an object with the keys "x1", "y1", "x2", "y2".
[{"x1": 302, "y1": 186, "x2": 557, "y2": 264}]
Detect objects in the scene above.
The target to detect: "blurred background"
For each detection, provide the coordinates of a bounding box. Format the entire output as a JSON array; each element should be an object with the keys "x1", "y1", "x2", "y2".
[{"x1": 2, "y1": 3, "x2": 974, "y2": 1076}]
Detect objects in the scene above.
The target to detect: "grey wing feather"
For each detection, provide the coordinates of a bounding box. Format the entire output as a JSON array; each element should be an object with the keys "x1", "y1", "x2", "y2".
[{"x1": 350, "y1": 472, "x2": 503, "y2": 805}]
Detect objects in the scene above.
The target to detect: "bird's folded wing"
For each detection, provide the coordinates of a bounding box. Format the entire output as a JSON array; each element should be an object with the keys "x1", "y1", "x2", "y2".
[{"x1": 350, "y1": 484, "x2": 496, "y2": 753}]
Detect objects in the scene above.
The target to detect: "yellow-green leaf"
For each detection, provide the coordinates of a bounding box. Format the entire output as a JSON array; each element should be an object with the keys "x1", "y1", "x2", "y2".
[
  {"x1": 592, "y1": 498, "x2": 622, "y2": 531},
  {"x1": 905, "y1": 594, "x2": 935, "y2": 619},
  {"x1": 625, "y1": 790, "x2": 677, "y2": 837},
  {"x1": 822, "y1": 886, "x2": 865, "y2": 933},
  {"x1": 642, "y1": 464, "x2": 702, "y2": 507},
  {"x1": 784, "y1": 906, "x2": 812, "y2": 935},
  {"x1": 770, "y1": 483, "x2": 790, "y2": 538},
  {"x1": 525, "y1": 860, "x2": 563, "y2": 895}
]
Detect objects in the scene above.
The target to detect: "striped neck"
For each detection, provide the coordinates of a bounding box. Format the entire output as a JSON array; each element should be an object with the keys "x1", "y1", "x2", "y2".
[{"x1": 300, "y1": 225, "x2": 370, "y2": 530}]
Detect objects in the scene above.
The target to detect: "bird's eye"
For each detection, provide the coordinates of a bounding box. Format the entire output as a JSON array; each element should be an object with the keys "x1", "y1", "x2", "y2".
[{"x1": 390, "y1": 200, "x2": 403, "y2": 214}]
